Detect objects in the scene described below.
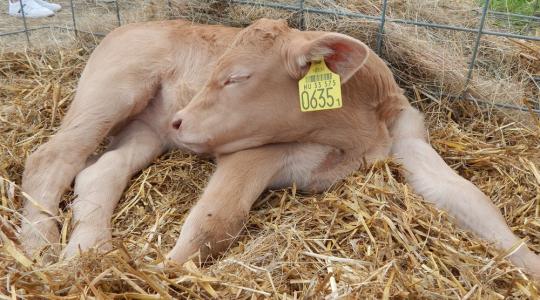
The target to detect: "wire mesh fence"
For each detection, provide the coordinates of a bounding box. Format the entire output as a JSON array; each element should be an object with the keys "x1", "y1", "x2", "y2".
[{"x1": 1, "y1": 0, "x2": 539, "y2": 113}]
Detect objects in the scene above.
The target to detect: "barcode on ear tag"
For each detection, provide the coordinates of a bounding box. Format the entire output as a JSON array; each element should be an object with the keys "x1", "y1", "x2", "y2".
[{"x1": 298, "y1": 59, "x2": 342, "y2": 112}]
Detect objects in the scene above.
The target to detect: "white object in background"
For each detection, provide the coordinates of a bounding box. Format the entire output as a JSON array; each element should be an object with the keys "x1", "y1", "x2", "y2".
[
  {"x1": 8, "y1": 0, "x2": 54, "y2": 18},
  {"x1": 34, "y1": 0, "x2": 61, "y2": 12}
]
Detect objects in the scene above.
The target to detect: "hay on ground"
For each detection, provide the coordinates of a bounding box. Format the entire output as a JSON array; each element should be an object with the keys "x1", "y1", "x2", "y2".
[{"x1": 1, "y1": 0, "x2": 540, "y2": 298}]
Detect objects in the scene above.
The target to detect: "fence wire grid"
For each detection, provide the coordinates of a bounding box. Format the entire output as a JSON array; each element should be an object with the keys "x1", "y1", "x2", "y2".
[{"x1": 2, "y1": 0, "x2": 540, "y2": 114}]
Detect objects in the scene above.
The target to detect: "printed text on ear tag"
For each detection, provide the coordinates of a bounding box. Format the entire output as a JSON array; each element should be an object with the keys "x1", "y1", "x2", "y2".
[{"x1": 298, "y1": 59, "x2": 342, "y2": 112}]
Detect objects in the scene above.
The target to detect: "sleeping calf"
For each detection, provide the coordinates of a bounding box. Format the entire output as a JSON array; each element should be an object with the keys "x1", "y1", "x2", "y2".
[{"x1": 20, "y1": 18, "x2": 540, "y2": 279}]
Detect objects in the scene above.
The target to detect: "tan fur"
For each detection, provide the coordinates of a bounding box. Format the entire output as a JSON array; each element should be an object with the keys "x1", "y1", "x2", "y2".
[{"x1": 20, "y1": 18, "x2": 540, "y2": 279}]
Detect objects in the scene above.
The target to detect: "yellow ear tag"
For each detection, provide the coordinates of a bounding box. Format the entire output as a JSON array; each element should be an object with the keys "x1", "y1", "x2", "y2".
[{"x1": 298, "y1": 58, "x2": 342, "y2": 112}]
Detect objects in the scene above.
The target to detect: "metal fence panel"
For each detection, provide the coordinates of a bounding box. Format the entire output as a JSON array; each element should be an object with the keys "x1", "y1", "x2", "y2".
[{"x1": 1, "y1": 0, "x2": 539, "y2": 114}]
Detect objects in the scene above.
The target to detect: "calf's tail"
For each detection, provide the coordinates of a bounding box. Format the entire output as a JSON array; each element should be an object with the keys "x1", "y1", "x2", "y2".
[{"x1": 390, "y1": 107, "x2": 540, "y2": 279}]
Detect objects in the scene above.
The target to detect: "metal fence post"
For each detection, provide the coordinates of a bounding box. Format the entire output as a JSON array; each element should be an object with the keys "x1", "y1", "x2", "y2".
[
  {"x1": 69, "y1": 0, "x2": 78, "y2": 37},
  {"x1": 464, "y1": 0, "x2": 490, "y2": 93},
  {"x1": 534, "y1": 0, "x2": 540, "y2": 110},
  {"x1": 299, "y1": 0, "x2": 305, "y2": 30},
  {"x1": 525, "y1": 0, "x2": 539, "y2": 33},
  {"x1": 114, "y1": 0, "x2": 121, "y2": 27},
  {"x1": 167, "y1": 0, "x2": 174, "y2": 19},
  {"x1": 20, "y1": 1, "x2": 30, "y2": 45},
  {"x1": 376, "y1": 0, "x2": 388, "y2": 54}
]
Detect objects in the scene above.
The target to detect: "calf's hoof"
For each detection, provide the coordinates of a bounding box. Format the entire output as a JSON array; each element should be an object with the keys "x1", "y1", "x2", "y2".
[
  {"x1": 19, "y1": 219, "x2": 60, "y2": 264},
  {"x1": 507, "y1": 246, "x2": 540, "y2": 283},
  {"x1": 524, "y1": 254, "x2": 540, "y2": 283},
  {"x1": 61, "y1": 225, "x2": 112, "y2": 259}
]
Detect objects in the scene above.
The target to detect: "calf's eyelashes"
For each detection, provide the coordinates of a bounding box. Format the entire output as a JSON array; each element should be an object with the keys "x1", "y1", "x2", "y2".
[{"x1": 224, "y1": 74, "x2": 251, "y2": 86}]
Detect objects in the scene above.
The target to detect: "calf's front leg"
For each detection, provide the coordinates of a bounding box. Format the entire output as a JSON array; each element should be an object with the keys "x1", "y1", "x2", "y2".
[
  {"x1": 166, "y1": 145, "x2": 287, "y2": 264},
  {"x1": 166, "y1": 143, "x2": 343, "y2": 264}
]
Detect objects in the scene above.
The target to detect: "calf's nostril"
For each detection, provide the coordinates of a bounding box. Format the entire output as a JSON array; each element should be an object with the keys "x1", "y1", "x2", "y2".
[{"x1": 172, "y1": 118, "x2": 182, "y2": 130}]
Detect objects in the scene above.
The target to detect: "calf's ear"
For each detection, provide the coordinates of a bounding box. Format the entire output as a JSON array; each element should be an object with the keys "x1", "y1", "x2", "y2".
[{"x1": 284, "y1": 33, "x2": 370, "y2": 83}]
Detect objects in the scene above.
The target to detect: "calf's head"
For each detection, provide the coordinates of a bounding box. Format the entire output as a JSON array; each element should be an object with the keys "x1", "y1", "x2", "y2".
[{"x1": 172, "y1": 18, "x2": 370, "y2": 154}]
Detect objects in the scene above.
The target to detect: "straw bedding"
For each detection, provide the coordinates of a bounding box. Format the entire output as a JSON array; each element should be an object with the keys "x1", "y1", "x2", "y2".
[{"x1": 1, "y1": 0, "x2": 540, "y2": 298}]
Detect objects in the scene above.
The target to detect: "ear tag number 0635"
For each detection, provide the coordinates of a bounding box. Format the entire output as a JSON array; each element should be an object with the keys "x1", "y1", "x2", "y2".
[{"x1": 298, "y1": 59, "x2": 342, "y2": 112}]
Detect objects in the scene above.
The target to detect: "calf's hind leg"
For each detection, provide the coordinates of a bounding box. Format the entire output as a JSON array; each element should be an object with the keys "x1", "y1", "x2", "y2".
[
  {"x1": 391, "y1": 107, "x2": 540, "y2": 279},
  {"x1": 21, "y1": 74, "x2": 157, "y2": 261},
  {"x1": 62, "y1": 120, "x2": 165, "y2": 258}
]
